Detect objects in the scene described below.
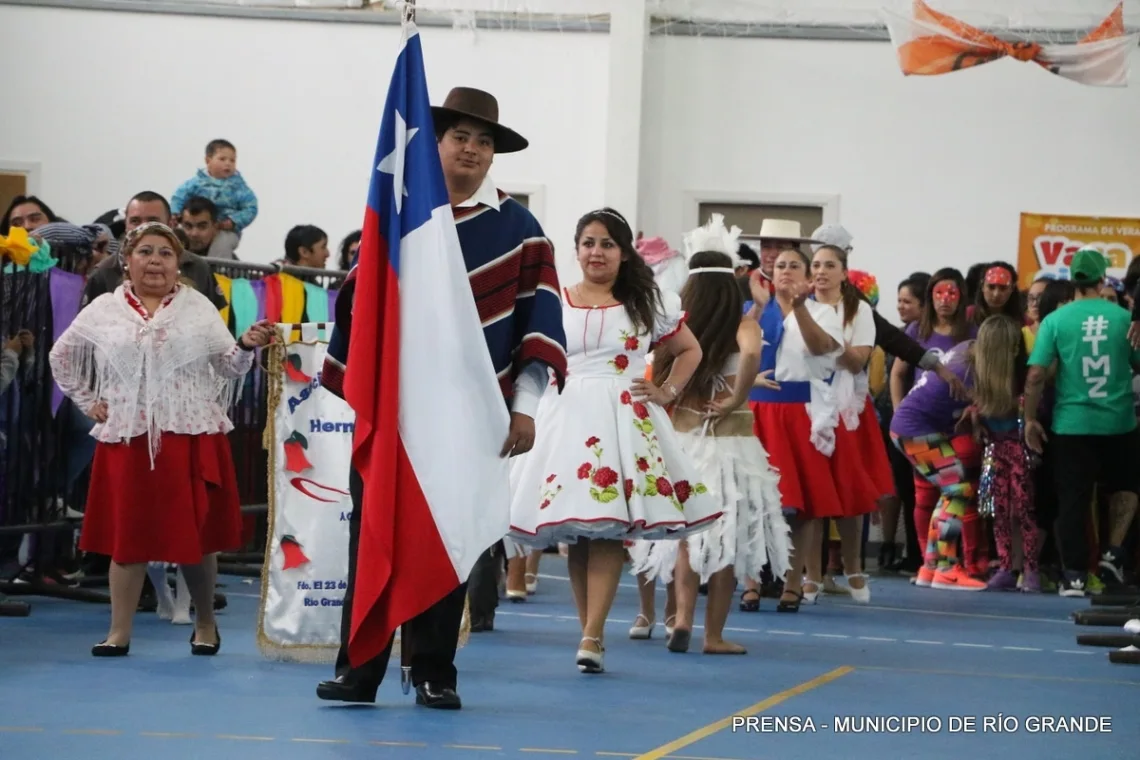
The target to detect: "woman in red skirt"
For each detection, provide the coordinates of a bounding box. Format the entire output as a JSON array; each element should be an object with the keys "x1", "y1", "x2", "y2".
[
  {"x1": 747, "y1": 248, "x2": 846, "y2": 611},
  {"x1": 809, "y1": 246, "x2": 896, "y2": 603},
  {"x1": 49, "y1": 222, "x2": 273, "y2": 657}
]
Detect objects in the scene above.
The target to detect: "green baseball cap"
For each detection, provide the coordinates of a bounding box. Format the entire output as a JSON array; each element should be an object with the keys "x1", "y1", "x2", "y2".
[{"x1": 1070, "y1": 248, "x2": 1108, "y2": 283}]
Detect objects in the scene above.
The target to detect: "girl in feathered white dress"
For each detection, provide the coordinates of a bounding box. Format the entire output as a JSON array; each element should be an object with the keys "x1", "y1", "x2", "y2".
[
  {"x1": 629, "y1": 222, "x2": 791, "y2": 654},
  {"x1": 509, "y1": 207, "x2": 720, "y2": 674}
]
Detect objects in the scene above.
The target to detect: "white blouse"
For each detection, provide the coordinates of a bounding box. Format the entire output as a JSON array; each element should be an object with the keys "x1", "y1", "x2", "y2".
[
  {"x1": 50, "y1": 285, "x2": 254, "y2": 466},
  {"x1": 770, "y1": 299, "x2": 845, "y2": 456},
  {"x1": 830, "y1": 298, "x2": 876, "y2": 429}
]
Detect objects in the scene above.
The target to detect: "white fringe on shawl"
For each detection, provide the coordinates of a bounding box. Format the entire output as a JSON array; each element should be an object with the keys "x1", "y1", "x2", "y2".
[
  {"x1": 48, "y1": 285, "x2": 249, "y2": 469},
  {"x1": 628, "y1": 420, "x2": 791, "y2": 585}
]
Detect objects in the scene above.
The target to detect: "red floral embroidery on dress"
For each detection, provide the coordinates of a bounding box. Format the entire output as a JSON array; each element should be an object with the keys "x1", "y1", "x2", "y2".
[
  {"x1": 621, "y1": 330, "x2": 640, "y2": 351},
  {"x1": 575, "y1": 437, "x2": 623, "y2": 504},
  {"x1": 618, "y1": 386, "x2": 707, "y2": 511},
  {"x1": 540, "y1": 474, "x2": 564, "y2": 509},
  {"x1": 608, "y1": 353, "x2": 630, "y2": 373}
]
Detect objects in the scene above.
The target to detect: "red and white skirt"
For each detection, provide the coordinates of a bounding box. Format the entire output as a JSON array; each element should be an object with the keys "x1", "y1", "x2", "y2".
[
  {"x1": 79, "y1": 432, "x2": 243, "y2": 565},
  {"x1": 750, "y1": 401, "x2": 844, "y2": 520},
  {"x1": 832, "y1": 396, "x2": 896, "y2": 513}
]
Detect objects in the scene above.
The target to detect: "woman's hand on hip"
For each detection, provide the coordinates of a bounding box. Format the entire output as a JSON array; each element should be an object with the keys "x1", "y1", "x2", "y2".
[
  {"x1": 88, "y1": 401, "x2": 108, "y2": 423},
  {"x1": 630, "y1": 378, "x2": 671, "y2": 407}
]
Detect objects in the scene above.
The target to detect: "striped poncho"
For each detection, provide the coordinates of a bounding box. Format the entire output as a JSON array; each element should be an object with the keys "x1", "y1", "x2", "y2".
[{"x1": 323, "y1": 189, "x2": 568, "y2": 404}]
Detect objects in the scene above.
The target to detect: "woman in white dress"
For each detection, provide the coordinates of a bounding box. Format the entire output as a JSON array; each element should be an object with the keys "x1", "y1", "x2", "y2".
[
  {"x1": 509, "y1": 207, "x2": 720, "y2": 674},
  {"x1": 630, "y1": 245, "x2": 792, "y2": 655}
]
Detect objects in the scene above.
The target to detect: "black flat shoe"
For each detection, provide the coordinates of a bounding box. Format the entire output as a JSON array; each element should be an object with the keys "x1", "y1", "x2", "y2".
[
  {"x1": 739, "y1": 589, "x2": 761, "y2": 612},
  {"x1": 415, "y1": 682, "x2": 461, "y2": 709},
  {"x1": 316, "y1": 675, "x2": 378, "y2": 703},
  {"x1": 190, "y1": 626, "x2": 221, "y2": 656},
  {"x1": 92, "y1": 641, "x2": 130, "y2": 657}
]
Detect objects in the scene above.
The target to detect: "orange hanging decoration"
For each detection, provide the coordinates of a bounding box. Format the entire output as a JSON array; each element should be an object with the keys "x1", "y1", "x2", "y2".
[{"x1": 883, "y1": 1, "x2": 1138, "y2": 87}]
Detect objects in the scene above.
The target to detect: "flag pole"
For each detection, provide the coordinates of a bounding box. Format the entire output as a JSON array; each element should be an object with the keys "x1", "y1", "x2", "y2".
[{"x1": 399, "y1": 0, "x2": 417, "y2": 696}]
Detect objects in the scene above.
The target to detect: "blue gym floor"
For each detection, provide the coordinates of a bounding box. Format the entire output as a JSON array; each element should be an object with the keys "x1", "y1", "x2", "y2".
[{"x1": 2, "y1": 559, "x2": 1137, "y2": 760}]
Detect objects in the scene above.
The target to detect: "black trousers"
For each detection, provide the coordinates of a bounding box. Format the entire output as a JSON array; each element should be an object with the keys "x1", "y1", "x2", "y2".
[
  {"x1": 467, "y1": 543, "x2": 503, "y2": 618},
  {"x1": 332, "y1": 468, "x2": 467, "y2": 689},
  {"x1": 1050, "y1": 430, "x2": 1140, "y2": 573}
]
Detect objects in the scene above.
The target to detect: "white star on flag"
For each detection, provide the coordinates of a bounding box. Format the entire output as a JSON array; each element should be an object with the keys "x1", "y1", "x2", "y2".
[{"x1": 377, "y1": 110, "x2": 419, "y2": 213}]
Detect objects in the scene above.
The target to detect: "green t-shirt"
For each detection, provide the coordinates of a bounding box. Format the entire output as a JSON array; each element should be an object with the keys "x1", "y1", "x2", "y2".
[{"x1": 1028, "y1": 298, "x2": 1140, "y2": 436}]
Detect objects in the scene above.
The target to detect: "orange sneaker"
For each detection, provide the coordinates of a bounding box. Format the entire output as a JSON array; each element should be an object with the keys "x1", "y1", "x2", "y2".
[
  {"x1": 912, "y1": 566, "x2": 935, "y2": 587},
  {"x1": 932, "y1": 565, "x2": 986, "y2": 591}
]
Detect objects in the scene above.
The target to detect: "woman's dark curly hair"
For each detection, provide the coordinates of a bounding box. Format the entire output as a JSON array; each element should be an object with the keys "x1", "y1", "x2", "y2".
[
  {"x1": 653, "y1": 251, "x2": 740, "y2": 404},
  {"x1": 574, "y1": 207, "x2": 662, "y2": 334}
]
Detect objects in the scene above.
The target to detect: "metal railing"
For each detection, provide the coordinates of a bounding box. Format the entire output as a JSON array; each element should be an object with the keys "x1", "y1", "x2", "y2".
[{"x1": 0, "y1": 252, "x2": 347, "y2": 614}]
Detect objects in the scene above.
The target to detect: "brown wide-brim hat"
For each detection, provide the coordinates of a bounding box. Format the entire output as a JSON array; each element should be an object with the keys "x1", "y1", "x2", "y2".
[{"x1": 431, "y1": 87, "x2": 529, "y2": 154}]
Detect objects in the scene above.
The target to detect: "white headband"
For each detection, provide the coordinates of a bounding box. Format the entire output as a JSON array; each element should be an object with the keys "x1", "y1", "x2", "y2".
[{"x1": 688, "y1": 267, "x2": 736, "y2": 275}]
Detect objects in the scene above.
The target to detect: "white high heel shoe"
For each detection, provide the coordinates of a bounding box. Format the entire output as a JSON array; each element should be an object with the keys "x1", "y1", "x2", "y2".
[
  {"x1": 629, "y1": 614, "x2": 655, "y2": 639},
  {"x1": 846, "y1": 573, "x2": 871, "y2": 604},
  {"x1": 576, "y1": 637, "x2": 604, "y2": 673},
  {"x1": 524, "y1": 572, "x2": 538, "y2": 595}
]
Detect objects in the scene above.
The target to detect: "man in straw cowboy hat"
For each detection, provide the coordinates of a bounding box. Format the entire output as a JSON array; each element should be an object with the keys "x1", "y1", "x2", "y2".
[{"x1": 316, "y1": 86, "x2": 568, "y2": 710}]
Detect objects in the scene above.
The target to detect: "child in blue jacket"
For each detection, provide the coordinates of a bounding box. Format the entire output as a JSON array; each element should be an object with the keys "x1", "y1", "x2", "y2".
[{"x1": 171, "y1": 139, "x2": 258, "y2": 258}]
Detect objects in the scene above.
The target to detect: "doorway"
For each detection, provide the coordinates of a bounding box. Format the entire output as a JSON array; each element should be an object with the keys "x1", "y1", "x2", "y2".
[{"x1": 0, "y1": 172, "x2": 27, "y2": 221}]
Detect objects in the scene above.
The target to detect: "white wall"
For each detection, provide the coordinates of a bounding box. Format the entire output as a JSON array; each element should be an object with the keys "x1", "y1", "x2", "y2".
[
  {"x1": 639, "y1": 35, "x2": 1140, "y2": 317},
  {"x1": 0, "y1": 5, "x2": 609, "y2": 285},
  {"x1": 4, "y1": 1, "x2": 1139, "y2": 317}
]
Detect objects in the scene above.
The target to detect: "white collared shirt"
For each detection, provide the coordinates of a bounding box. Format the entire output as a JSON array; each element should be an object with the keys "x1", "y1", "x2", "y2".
[{"x1": 455, "y1": 173, "x2": 501, "y2": 211}]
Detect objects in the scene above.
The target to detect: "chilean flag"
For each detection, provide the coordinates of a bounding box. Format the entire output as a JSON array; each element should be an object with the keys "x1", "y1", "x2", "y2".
[{"x1": 343, "y1": 21, "x2": 512, "y2": 668}]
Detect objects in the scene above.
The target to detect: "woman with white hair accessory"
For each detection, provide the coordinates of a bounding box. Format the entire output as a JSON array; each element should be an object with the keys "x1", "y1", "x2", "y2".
[{"x1": 629, "y1": 215, "x2": 790, "y2": 653}]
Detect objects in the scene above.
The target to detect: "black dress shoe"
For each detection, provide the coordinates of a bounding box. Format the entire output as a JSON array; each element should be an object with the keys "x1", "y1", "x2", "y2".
[
  {"x1": 469, "y1": 615, "x2": 493, "y2": 632},
  {"x1": 316, "y1": 675, "x2": 378, "y2": 703},
  {"x1": 92, "y1": 641, "x2": 130, "y2": 657},
  {"x1": 190, "y1": 626, "x2": 221, "y2": 656},
  {"x1": 415, "y1": 682, "x2": 461, "y2": 709}
]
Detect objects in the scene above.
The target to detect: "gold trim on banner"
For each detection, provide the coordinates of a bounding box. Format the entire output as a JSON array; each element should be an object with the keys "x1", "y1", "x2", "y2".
[{"x1": 254, "y1": 324, "x2": 470, "y2": 663}]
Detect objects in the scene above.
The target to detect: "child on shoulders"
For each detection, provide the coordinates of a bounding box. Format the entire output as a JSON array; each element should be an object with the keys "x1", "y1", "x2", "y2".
[{"x1": 171, "y1": 139, "x2": 257, "y2": 258}]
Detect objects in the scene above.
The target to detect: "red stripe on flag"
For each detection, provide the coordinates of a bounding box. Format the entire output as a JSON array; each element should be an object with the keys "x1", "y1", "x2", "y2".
[{"x1": 343, "y1": 208, "x2": 460, "y2": 668}]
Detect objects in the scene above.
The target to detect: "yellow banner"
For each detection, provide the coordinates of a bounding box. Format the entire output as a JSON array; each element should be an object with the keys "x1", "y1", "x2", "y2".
[{"x1": 1017, "y1": 213, "x2": 1140, "y2": 289}]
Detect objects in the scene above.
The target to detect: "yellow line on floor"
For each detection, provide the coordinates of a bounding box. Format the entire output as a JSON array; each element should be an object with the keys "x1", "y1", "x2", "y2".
[
  {"x1": 631, "y1": 665, "x2": 854, "y2": 760},
  {"x1": 63, "y1": 729, "x2": 121, "y2": 736},
  {"x1": 291, "y1": 737, "x2": 351, "y2": 744},
  {"x1": 444, "y1": 745, "x2": 503, "y2": 751},
  {"x1": 0, "y1": 727, "x2": 44, "y2": 733},
  {"x1": 856, "y1": 664, "x2": 1140, "y2": 686},
  {"x1": 371, "y1": 740, "x2": 429, "y2": 747},
  {"x1": 214, "y1": 734, "x2": 275, "y2": 741}
]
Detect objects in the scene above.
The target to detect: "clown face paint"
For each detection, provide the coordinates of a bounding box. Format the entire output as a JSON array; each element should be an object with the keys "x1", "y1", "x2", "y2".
[
  {"x1": 983, "y1": 267, "x2": 1014, "y2": 309},
  {"x1": 932, "y1": 280, "x2": 960, "y2": 319}
]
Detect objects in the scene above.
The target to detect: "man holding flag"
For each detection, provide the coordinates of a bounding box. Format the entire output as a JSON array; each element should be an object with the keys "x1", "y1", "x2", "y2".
[{"x1": 316, "y1": 19, "x2": 567, "y2": 710}]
